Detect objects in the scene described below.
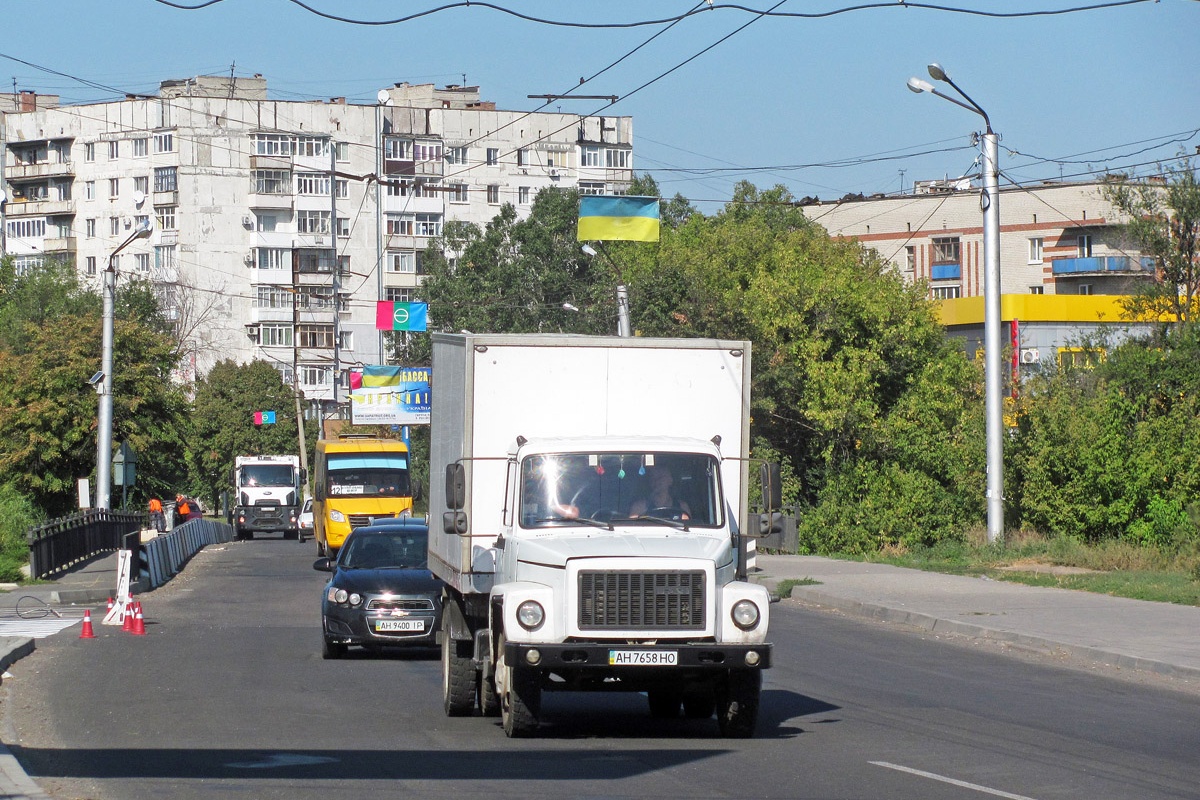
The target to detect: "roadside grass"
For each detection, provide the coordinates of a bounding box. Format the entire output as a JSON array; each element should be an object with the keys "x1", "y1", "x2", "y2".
[
  {"x1": 773, "y1": 577, "x2": 819, "y2": 601},
  {"x1": 847, "y1": 531, "x2": 1200, "y2": 607}
]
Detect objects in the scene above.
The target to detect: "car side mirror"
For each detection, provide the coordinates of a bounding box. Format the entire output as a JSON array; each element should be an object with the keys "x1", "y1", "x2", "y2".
[{"x1": 312, "y1": 557, "x2": 333, "y2": 572}]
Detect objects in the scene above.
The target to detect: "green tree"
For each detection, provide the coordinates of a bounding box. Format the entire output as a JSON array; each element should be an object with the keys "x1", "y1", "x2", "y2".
[
  {"x1": 189, "y1": 360, "x2": 309, "y2": 508},
  {"x1": 1102, "y1": 157, "x2": 1200, "y2": 326}
]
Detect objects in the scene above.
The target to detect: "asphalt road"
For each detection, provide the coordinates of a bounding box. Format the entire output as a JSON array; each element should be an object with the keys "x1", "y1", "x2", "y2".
[{"x1": 4, "y1": 539, "x2": 1199, "y2": 800}]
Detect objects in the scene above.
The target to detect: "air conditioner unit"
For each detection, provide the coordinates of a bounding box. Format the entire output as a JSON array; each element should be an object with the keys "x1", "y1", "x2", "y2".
[
  {"x1": 241, "y1": 215, "x2": 253, "y2": 227},
  {"x1": 1020, "y1": 348, "x2": 1040, "y2": 364},
  {"x1": 243, "y1": 252, "x2": 255, "y2": 266},
  {"x1": 547, "y1": 168, "x2": 559, "y2": 178}
]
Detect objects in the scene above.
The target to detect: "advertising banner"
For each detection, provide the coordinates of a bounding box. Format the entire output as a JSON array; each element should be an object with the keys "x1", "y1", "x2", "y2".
[{"x1": 349, "y1": 366, "x2": 431, "y2": 425}]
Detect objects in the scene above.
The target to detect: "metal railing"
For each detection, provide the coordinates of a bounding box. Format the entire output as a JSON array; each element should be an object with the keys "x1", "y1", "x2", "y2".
[{"x1": 26, "y1": 509, "x2": 145, "y2": 580}]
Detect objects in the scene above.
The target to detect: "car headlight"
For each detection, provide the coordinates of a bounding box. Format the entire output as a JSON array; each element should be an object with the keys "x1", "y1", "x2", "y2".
[
  {"x1": 330, "y1": 509, "x2": 346, "y2": 522},
  {"x1": 348, "y1": 592, "x2": 363, "y2": 607},
  {"x1": 334, "y1": 588, "x2": 349, "y2": 604},
  {"x1": 516, "y1": 600, "x2": 545, "y2": 631},
  {"x1": 731, "y1": 599, "x2": 760, "y2": 631}
]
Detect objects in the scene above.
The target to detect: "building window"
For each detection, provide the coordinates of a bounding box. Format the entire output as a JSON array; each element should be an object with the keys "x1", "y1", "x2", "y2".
[
  {"x1": 297, "y1": 286, "x2": 333, "y2": 308},
  {"x1": 339, "y1": 330, "x2": 353, "y2": 351},
  {"x1": 300, "y1": 365, "x2": 331, "y2": 386},
  {"x1": 295, "y1": 136, "x2": 328, "y2": 157},
  {"x1": 297, "y1": 324, "x2": 334, "y2": 348},
  {"x1": 1028, "y1": 237, "x2": 1044, "y2": 264},
  {"x1": 108, "y1": 141, "x2": 120, "y2": 160},
  {"x1": 447, "y1": 184, "x2": 469, "y2": 204},
  {"x1": 414, "y1": 213, "x2": 442, "y2": 237},
  {"x1": 134, "y1": 214, "x2": 150, "y2": 231},
  {"x1": 581, "y1": 146, "x2": 602, "y2": 168},
  {"x1": 133, "y1": 138, "x2": 148, "y2": 157},
  {"x1": 1029, "y1": 286, "x2": 1044, "y2": 294},
  {"x1": 295, "y1": 172, "x2": 330, "y2": 195},
  {"x1": 296, "y1": 249, "x2": 334, "y2": 273},
  {"x1": 931, "y1": 236, "x2": 960, "y2": 264},
  {"x1": 487, "y1": 185, "x2": 500, "y2": 204},
  {"x1": 153, "y1": 132, "x2": 174, "y2": 153},
  {"x1": 253, "y1": 170, "x2": 290, "y2": 194},
  {"x1": 154, "y1": 166, "x2": 178, "y2": 192},
  {"x1": 446, "y1": 146, "x2": 468, "y2": 165},
  {"x1": 335, "y1": 142, "x2": 349, "y2": 162},
  {"x1": 110, "y1": 217, "x2": 121, "y2": 236},
  {"x1": 386, "y1": 179, "x2": 412, "y2": 197},
  {"x1": 413, "y1": 141, "x2": 441, "y2": 162},
  {"x1": 134, "y1": 253, "x2": 151, "y2": 273},
  {"x1": 384, "y1": 138, "x2": 411, "y2": 160},
  {"x1": 134, "y1": 176, "x2": 149, "y2": 195},
  {"x1": 385, "y1": 287, "x2": 413, "y2": 302},
  {"x1": 86, "y1": 218, "x2": 96, "y2": 238},
  {"x1": 931, "y1": 286, "x2": 961, "y2": 300},
  {"x1": 387, "y1": 251, "x2": 416, "y2": 273},
  {"x1": 578, "y1": 181, "x2": 605, "y2": 196},
  {"x1": 86, "y1": 256, "x2": 97, "y2": 276},
  {"x1": 297, "y1": 210, "x2": 331, "y2": 235},
  {"x1": 256, "y1": 214, "x2": 277, "y2": 232},
  {"x1": 516, "y1": 148, "x2": 529, "y2": 167},
  {"x1": 905, "y1": 245, "x2": 916, "y2": 273},
  {"x1": 337, "y1": 217, "x2": 350, "y2": 238},
  {"x1": 109, "y1": 178, "x2": 120, "y2": 198},
  {"x1": 518, "y1": 186, "x2": 531, "y2": 204},
  {"x1": 252, "y1": 134, "x2": 294, "y2": 156},
  {"x1": 85, "y1": 181, "x2": 95, "y2": 200},
  {"x1": 260, "y1": 324, "x2": 294, "y2": 347},
  {"x1": 605, "y1": 148, "x2": 630, "y2": 169},
  {"x1": 336, "y1": 179, "x2": 348, "y2": 199},
  {"x1": 155, "y1": 206, "x2": 177, "y2": 231},
  {"x1": 256, "y1": 247, "x2": 289, "y2": 270},
  {"x1": 155, "y1": 245, "x2": 177, "y2": 273},
  {"x1": 1077, "y1": 234, "x2": 1092, "y2": 258},
  {"x1": 486, "y1": 148, "x2": 499, "y2": 166},
  {"x1": 386, "y1": 215, "x2": 414, "y2": 236},
  {"x1": 5, "y1": 219, "x2": 46, "y2": 239},
  {"x1": 85, "y1": 143, "x2": 95, "y2": 162},
  {"x1": 256, "y1": 286, "x2": 292, "y2": 308},
  {"x1": 1078, "y1": 283, "x2": 1093, "y2": 296}
]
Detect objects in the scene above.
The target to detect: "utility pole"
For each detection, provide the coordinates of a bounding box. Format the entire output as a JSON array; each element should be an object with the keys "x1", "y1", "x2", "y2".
[{"x1": 330, "y1": 139, "x2": 341, "y2": 412}]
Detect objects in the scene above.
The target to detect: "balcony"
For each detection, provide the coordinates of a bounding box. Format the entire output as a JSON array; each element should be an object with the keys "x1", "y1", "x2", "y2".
[
  {"x1": 1051, "y1": 256, "x2": 1155, "y2": 275},
  {"x1": 384, "y1": 158, "x2": 444, "y2": 179},
  {"x1": 251, "y1": 155, "x2": 292, "y2": 171},
  {"x1": 43, "y1": 236, "x2": 77, "y2": 254},
  {"x1": 247, "y1": 193, "x2": 294, "y2": 210},
  {"x1": 7, "y1": 161, "x2": 74, "y2": 180},
  {"x1": 5, "y1": 198, "x2": 73, "y2": 217},
  {"x1": 153, "y1": 190, "x2": 178, "y2": 206},
  {"x1": 931, "y1": 263, "x2": 961, "y2": 281}
]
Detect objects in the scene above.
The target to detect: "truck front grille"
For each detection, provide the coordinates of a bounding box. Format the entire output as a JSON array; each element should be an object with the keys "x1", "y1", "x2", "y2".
[{"x1": 578, "y1": 570, "x2": 706, "y2": 631}]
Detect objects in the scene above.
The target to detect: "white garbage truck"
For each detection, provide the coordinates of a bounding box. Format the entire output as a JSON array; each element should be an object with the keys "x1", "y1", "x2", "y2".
[
  {"x1": 232, "y1": 454, "x2": 305, "y2": 540},
  {"x1": 430, "y1": 333, "x2": 779, "y2": 738}
]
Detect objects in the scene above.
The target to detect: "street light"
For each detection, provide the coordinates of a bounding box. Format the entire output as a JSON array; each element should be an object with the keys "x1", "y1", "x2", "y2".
[
  {"x1": 908, "y1": 62, "x2": 1003, "y2": 545},
  {"x1": 580, "y1": 243, "x2": 631, "y2": 337},
  {"x1": 96, "y1": 219, "x2": 153, "y2": 511}
]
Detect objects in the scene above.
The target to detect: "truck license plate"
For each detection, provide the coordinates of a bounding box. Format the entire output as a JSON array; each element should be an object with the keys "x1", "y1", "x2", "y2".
[
  {"x1": 608, "y1": 650, "x2": 678, "y2": 666},
  {"x1": 374, "y1": 619, "x2": 424, "y2": 632}
]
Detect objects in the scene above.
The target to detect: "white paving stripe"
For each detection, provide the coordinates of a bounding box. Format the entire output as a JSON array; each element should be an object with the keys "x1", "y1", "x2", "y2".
[
  {"x1": 0, "y1": 618, "x2": 82, "y2": 639},
  {"x1": 870, "y1": 761, "x2": 1040, "y2": 800}
]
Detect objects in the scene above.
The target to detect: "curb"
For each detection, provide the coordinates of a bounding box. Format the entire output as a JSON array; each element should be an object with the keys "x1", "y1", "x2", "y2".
[
  {"x1": 788, "y1": 586, "x2": 1200, "y2": 682},
  {"x1": 0, "y1": 638, "x2": 34, "y2": 673}
]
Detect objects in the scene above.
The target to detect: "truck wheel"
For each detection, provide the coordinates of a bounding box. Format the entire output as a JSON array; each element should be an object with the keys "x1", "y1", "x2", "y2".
[
  {"x1": 479, "y1": 670, "x2": 500, "y2": 718},
  {"x1": 442, "y1": 615, "x2": 476, "y2": 717},
  {"x1": 716, "y1": 670, "x2": 761, "y2": 738},
  {"x1": 682, "y1": 690, "x2": 715, "y2": 719},
  {"x1": 316, "y1": 539, "x2": 325, "y2": 557},
  {"x1": 647, "y1": 690, "x2": 682, "y2": 718},
  {"x1": 497, "y1": 633, "x2": 539, "y2": 737}
]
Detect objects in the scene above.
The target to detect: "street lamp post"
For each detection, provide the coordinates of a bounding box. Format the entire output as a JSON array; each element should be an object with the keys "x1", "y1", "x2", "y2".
[
  {"x1": 96, "y1": 219, "x2": 153, "y2": 511},
  {"x1": 908, "y1": 63, "x2": 1004, "y2": 544},
  {"x1": 581, "y1": 243, "x2": 631, "y2": 337}
]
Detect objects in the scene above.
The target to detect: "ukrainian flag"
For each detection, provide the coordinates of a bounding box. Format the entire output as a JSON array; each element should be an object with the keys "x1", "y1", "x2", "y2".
[{"x1": 577, "y1": 195, "x2": 660, "y2": 242}]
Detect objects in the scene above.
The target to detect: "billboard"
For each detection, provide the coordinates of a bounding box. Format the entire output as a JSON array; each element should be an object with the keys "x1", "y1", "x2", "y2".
[{"x1": 349, "y1": 366, "x2": 431, "y2": 426}]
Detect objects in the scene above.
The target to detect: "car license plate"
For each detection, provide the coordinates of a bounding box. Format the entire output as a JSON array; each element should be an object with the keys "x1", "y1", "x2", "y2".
[
  {"x1": 374, "y1": 619, "x2": 424, "y2": 632},
  {"x1": 608, "y1": 650, "x2": 678, "y2": 666}
]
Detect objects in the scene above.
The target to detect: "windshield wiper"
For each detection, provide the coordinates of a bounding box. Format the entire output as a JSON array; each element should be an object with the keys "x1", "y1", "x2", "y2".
[
  {"x1": 533, "y1": 515, "x2": 613, "y2": 531},
  {"x1": 632, "y1": 515, "x2": 691, "y2": 531}
]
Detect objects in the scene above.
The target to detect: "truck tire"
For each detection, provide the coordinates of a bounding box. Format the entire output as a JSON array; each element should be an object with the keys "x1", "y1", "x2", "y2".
[
  {"x1": 497, "y1": 633, "x2": 539, "y2": 737},
  {"x1": 647, "y1": 690, "x2": 682, "y2": 718},
  {"x1": 682, "y1": 689, "x2": 715, "y2": 719},
  {"x1": 479, "y1": 670, "x2": 500, "y2": 718},
  {"x1": 716, "y1": 670, "x2": 761, "y2": 738},
  {"x1": 442, "y1": 614, "x2": 476, "y2": 717}
]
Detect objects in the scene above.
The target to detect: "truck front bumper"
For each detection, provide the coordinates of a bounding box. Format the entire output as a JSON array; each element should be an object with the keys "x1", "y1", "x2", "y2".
[{"x1": 504, "y1": 641, "x2": 771, "y2": 671}]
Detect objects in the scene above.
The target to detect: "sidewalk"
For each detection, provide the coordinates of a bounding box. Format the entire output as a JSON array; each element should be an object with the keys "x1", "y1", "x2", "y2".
[{"x1": 753, "y1": 553, "x2": 1200, "y2": 682}]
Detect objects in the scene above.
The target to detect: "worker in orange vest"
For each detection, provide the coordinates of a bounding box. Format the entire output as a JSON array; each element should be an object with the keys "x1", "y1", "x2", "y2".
[{"x1": 148, "y1": 497, "x2": 165, "y2": 533}]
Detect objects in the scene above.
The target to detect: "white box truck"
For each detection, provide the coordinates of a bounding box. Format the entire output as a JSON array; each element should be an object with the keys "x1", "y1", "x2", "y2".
[
  {"x1": 232, "y1": 454, "x2": 305, "y2": 540},
  {"x1": 430, "y1": 333, "x2": 778, "y2": 738}
]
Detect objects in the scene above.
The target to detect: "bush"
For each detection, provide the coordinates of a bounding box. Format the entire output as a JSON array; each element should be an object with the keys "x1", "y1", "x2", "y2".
[{"x1": 0, "y1": 483, "x2": 40, "y2": 582}]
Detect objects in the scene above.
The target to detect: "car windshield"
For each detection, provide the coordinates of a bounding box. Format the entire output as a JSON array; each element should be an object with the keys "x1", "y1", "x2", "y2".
[
  {"x1": 328, "y1": 453, "x2": 410, "y2": 498},
  {"x1": 240, "y1": 464, "x2": 295, "y2": 487},
  {"x1": 519, "y1": 452, "x2": 723, "y2": 529},
  {"x1": 342, "y1": 530, "x2": 428, "y2": 570}
]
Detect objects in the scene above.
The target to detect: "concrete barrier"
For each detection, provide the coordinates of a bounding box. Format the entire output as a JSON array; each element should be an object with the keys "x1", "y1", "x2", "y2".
[{"x1": 140, "y1": 519, "x2": 234, "y2": 591}]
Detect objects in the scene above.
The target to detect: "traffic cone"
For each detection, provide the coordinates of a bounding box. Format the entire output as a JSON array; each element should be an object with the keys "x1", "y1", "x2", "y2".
[
  {"x1": 106, "y1": 597, "x2": 114, "y2": 615},
  {"x1": 79, "y1": 610, "x2": 96, "y2": 639},
  {"x1": 122, "y1": 602, "x2": 135, "y2": 632},
  {"x1": 131, "y1": 603, "x2": 147, "y2": 636}
]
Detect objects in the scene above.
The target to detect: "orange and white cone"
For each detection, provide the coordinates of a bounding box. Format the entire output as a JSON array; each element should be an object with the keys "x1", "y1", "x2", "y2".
[
  {"x1": 131, "y1": 603, "x2": 147, "y2": 636},
  {"x1": 122, "y1": 602, "x2": 135, "y2": 632},
  {"x1": 79, "y1": 610, "x2": 96, "y2": 639}
]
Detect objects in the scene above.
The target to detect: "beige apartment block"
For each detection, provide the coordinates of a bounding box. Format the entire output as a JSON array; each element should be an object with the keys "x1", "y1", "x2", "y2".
[{"x1": 1, "y1": 78, "x2": 634, "y2": 415}]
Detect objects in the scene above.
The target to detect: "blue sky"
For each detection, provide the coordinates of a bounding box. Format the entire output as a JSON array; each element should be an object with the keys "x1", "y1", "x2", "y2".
[{"x1": 5, "y1": 1, "x2": 1198, "y2": 211}]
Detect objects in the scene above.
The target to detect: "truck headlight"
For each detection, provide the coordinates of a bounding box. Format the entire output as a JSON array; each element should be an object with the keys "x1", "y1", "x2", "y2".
[
  {"x1": 731, "y1": 599, "x2": 760, "y2": 631},
  {"x1": 330, "y1": 509, "x2": 346, "y2": 523},
  {"x1": 516, "y1": 600, "x2": 545, "y2": 631}
]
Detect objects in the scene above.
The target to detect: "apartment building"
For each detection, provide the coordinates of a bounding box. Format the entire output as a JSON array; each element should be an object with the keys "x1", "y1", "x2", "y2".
[
  {"x1": 801, "y1": 179, "x2": 1159, "y2": 366},
  {"x1": 1, "y1": 77, "x2": 634, "y2": 414}
]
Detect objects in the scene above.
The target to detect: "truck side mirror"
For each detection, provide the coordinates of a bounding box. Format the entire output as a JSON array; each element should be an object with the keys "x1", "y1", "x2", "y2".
[
  {"x1": 760, "y1": 462, "x2": 782, "y2": 512},
  {"x1": 299, "y1": 468, "x2": 308, "y2": 484},
  {"x1": 445, "y1": 463, "x2": 466, "y2": 510},
  {"x1": 442, "y1": 510, "x2": 468, "y2": 536}
]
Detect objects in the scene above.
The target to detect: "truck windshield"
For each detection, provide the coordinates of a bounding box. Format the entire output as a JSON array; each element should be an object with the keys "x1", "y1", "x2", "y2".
[
  {"x1": 328, "y1": 454, "x2": 410, "y2": 498},
  {"x1": 520, "y1": 452, "x2": 722, "y2": 529},
  {"x1": 240, "y1": 464, "x2": 295, "y2": 487}
]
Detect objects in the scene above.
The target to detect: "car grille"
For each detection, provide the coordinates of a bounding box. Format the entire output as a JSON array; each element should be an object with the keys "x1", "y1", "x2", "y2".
[
  {"x1": 578, "y1": 570, "x2": 706, "y2": 631},
  {"x1": 349, "y1": 513, "x2": 400, "y2": 529},
  {"x1": 367, "y1": 598, "x2": 435, "y2": 612}
]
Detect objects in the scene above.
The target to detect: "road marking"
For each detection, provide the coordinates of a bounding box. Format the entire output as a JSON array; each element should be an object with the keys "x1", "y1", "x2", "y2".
[
  {"x1": 870, "y1": 761, "x2": 1040, "y2": 800},
  {"x1": 0, "y1": 618, "x2": 80, "y2": 639},
  {"x1": 227, "y1": 754, "x2": 339, "y2": 769}
]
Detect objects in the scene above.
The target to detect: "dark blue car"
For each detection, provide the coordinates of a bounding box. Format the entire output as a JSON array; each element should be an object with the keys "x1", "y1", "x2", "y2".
[{"x1": 314, "y1": 518, "x2": 443, "y2": 658}]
